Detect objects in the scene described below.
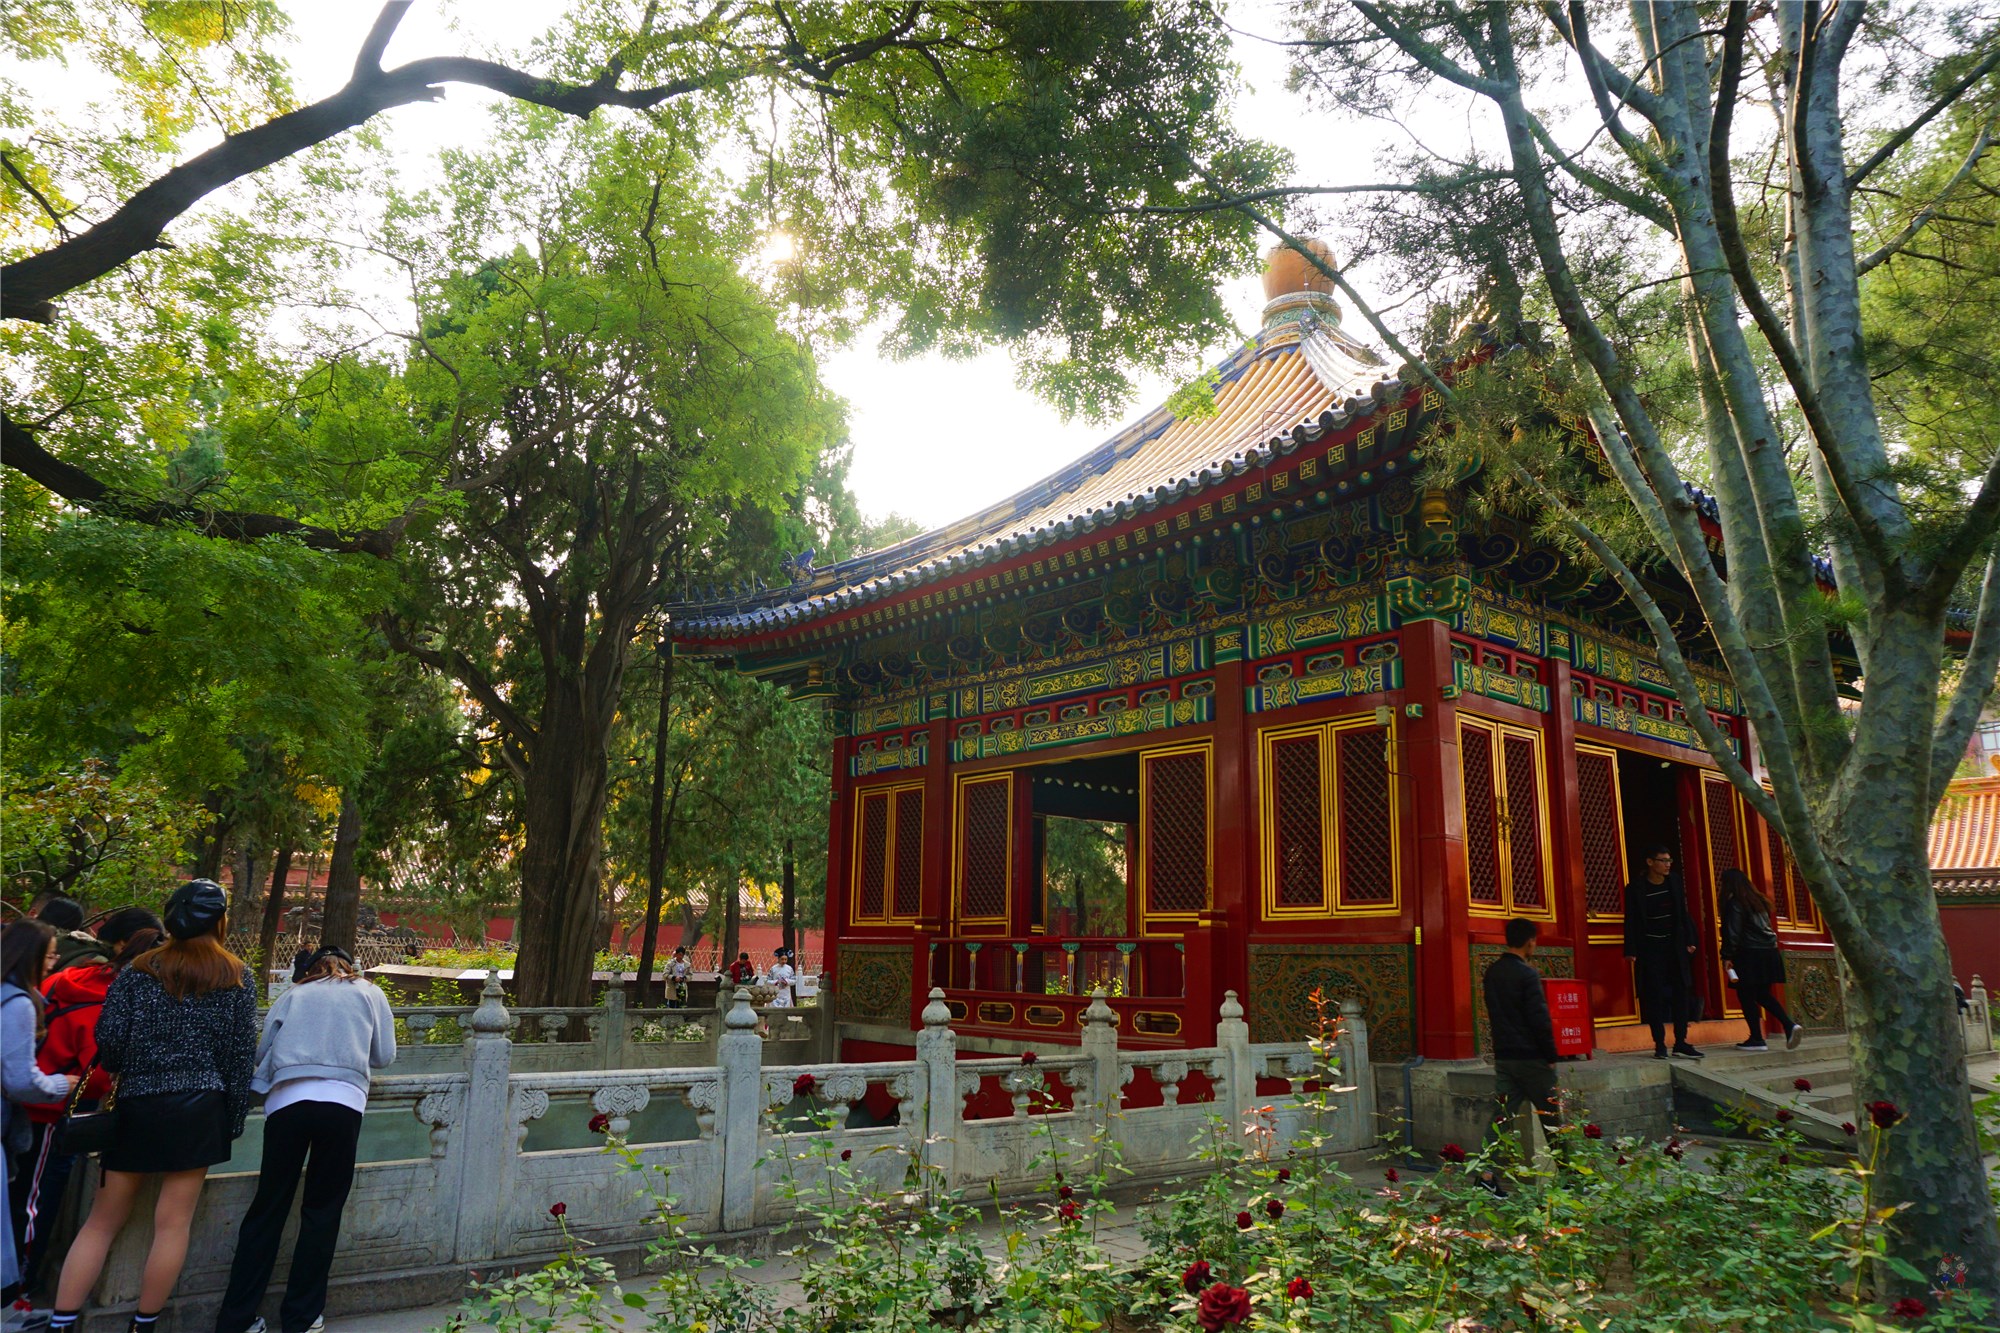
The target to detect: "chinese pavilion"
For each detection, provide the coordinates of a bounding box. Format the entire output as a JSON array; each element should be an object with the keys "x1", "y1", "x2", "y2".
[{"x1": 667, "y1": 242, "x2": 1843, "y2": 1063}]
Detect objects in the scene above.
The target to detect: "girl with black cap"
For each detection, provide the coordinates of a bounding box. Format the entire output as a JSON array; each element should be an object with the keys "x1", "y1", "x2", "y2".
[{"x1": 49, "y1": 880, "x2": 257, "y2": 1333}]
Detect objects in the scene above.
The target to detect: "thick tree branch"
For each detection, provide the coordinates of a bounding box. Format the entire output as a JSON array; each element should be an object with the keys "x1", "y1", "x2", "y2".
[
  {"x1": 1847, "y1": 44, "x2": 2000, "y2": 190},
  {"x1": 381, "y1": 617, "x2": 539, "y2": 750},
  {"x1": 3, "y1": 3, "x2": 768, "y2": 322},
  {"x1": 1922, "y1": 441, "x2": 2000, "y2": 610},
  {"x1": 1351, "y1": 2, "x2": 1504, "y2": 97},
  {"x1": 1933, "y1": 548, "x2": 2000, "y2": 799},
  {"x1": 2, "y1": 411, "x2": 405, "y2": 555},
  {"x1": 1856, "y1": 108, "x2": 1998, "y2": 275}
]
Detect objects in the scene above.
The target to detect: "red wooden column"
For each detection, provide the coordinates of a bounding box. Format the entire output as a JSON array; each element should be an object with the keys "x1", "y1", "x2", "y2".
[
  {"x1": 1399, "y1": 617, "x2": 1476, "y2": 1059},
  {"x1": 1207, "y1": 654, "x2": 1254, "y2": 1013},
  {"x1": 826, "y1": 732, "x2": 856, "y2": 997},
  {"x1": 1545, "y1": 657, "x2": 1592, "y2": 1040},
  {"x1": 910, "y1": 713, "x2": 954, "y2": 1027}
]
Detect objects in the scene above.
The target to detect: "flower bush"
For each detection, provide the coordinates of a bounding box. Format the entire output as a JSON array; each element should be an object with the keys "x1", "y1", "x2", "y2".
[{"x1": 445, "y1": 1000, "x2": 1992, "y2": 1333}]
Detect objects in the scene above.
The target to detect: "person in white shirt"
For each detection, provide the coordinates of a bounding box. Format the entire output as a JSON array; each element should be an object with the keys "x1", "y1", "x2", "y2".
[
  {"x1": 666, "y1": 947, "x2": 691, "y2": 1009},
  {"x1": 768, "y1": 950, "x2": 795, "y2": 1008},
  {"x1": 214, "y1": 947, "x2": 395, "y2": 1333}
]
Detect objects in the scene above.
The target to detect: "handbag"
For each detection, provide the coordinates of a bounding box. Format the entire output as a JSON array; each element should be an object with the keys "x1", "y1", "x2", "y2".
[{"x1": 53, "y1": 1058, "x2": 119, "y2": 1157}]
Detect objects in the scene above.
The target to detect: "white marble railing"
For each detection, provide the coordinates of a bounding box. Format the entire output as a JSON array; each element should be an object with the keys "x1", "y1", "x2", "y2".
[{"x1": 81, "y1": 978, "x2": 1369, "y2": 1329}]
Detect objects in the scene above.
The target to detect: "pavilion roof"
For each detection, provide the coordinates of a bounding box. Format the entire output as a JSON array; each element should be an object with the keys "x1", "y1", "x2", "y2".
[
  {"x1": 666, "y1": 311, "x2": 1392, "y2": 642},
  {"x1": 1931, "y1": 775, "x2": 2000, "y2": 871}
]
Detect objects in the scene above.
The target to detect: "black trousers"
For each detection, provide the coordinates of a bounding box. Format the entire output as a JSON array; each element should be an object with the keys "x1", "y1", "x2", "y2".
[
  {"x1": 215, "y1": 1100, "x2": 363, "y2": 1333},
  {"x1": 1484, "y1": 1059, "x2": 1562, "y2": 1161},
  {"x1": 1738, "y1": 981, "x2": 1795, "y2": 1043}
]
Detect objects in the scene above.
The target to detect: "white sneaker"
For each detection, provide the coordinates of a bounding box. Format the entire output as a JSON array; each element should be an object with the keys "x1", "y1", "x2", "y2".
[
  {"x1": 1785, "y1": 1025, "x2": 1805, "y2": 1050},
  {"x1": 4, "y1": 1306, "x2": 52, "y2": 1333}
]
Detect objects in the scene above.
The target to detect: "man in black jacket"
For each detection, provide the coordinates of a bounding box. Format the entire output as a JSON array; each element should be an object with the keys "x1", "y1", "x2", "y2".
[{"x1": 1478, "y1": 917, "x2": 1562, "y2": 1196}]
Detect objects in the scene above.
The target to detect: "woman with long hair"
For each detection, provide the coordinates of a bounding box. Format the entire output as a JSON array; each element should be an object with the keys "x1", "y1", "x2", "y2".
[
  {"x1": 3, "y1": 920, "x2": 80, "y2": 1308},
  {"x1": 213, "y1": 946, "x2": 394, "y2": 1333},
  {"x1": 1719, "y1": 867, "x2": 1804, "y2": 1053},
  {"x1": 49, "y1": 881, "x2": 256, "y2": 1333},
  {"x1": 16, "y1": 909, "x2": 165, "y2": 1285}
]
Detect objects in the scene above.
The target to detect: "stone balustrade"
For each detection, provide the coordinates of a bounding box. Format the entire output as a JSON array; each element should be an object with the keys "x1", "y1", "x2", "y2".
[{"x1": 78, "y1": 976, "x2": 1368, "y2": 1332}]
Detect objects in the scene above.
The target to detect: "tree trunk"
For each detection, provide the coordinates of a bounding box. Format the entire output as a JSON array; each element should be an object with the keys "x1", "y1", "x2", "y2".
[
  {"x1": 636, "y1": 646, "x2": 675, "y2": 1005},
  {"x1": 677, "y1": 900, "x2": 705, "y2": 956},
  {"x1": 256, "y1": 845, "x2": 292, "y2": 994},
  {"x1": 320, "y1": 791, "x2": 363, "y2": 953},
  {"x1": 510, "y1": 702, "x2": 616, "y2": 1008},
  {"x1": 781, "y1": 838, "x2": 796, "y2": 959},
  {"x1": 722, "y1": 872, "x2": 742, "y2": 972},
  {"x1": 190, "y1": 796, "x2": 229, "y2": 879},
  {"x1": 232, "y1": 844, "x2": 264, "y2": 930}
]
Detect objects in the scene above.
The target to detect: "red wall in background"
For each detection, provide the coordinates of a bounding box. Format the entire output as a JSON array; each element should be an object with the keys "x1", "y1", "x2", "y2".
[{"x1": 1942, "y1": 905, "x2": 2000, "y2": 989}]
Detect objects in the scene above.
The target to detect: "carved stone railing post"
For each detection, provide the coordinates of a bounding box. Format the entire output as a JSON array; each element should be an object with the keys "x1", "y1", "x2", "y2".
[
  {"x1": 915, "y1": 987, "x2": 959, "y2": 1184},
  {"x1": 1968, "y1": 975, "x2": 1993, "y2": 1054},
  {"x1": 717, "y1": 987, "x2": 764, "y2": 1231},
  {"x1": 1338, "y1": 998, "x2": 1375, "y2": 1149},
  {"x1": 451, "y1": 970, "x2": 515, "y2": 1266},
  {"x1": 600, "y1": 973, "x2": 630, "y2": 1069},
  {"x1": 1217, "y1": 990, "x2": 1253, "y2": 1134},
  {"x1": 1079, "y1": 990, "x2": 1120, "y2": 1130}
]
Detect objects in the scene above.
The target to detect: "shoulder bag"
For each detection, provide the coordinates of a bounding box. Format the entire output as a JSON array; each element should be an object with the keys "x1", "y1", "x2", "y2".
[{"x1": 53, "y1": 1056, "x2": 119, "y2": 1156}]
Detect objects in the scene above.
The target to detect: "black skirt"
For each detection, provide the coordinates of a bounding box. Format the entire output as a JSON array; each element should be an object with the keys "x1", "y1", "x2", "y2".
[
  {"x1": 100, "y1": 1091, "x2": 231, "y2": 1174},
  {"x1": 1728, "y1": 946, "x2": 1787, "y2": 990}
]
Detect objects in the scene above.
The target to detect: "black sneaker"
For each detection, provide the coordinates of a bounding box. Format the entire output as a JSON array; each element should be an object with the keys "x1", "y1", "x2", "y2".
[
  {"x1": 1476, "y1": 1172, "x2": 1508, "y2": 1199},
  {"x1": 1671, "y1": 1043, "x2": 1704, "y2": 1059},
  {"x1": 1652, "y1": 1045, "x2": 1671, "y2": 1059},
  {"x1": 1733, "y1": 1040, "x2": 1769, "y2": 1052}
]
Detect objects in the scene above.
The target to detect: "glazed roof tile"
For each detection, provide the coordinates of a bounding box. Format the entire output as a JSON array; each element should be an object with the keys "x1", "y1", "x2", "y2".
[
  {"x1": 669, "y1": 317, "x2": 1389, "y2": 637},
  {"x1": 1931, "y1": 776, "x2": 2000, "y2": 871}
]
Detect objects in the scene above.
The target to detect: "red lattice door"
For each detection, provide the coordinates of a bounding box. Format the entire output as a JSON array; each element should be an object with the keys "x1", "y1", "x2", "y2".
[
  {"x1": 1575, "y1": 746, "x2": 1636, "y2": 1026},
  {"x1": 1500, "y1": 731, "x2": 1549, "y2": 911},
  {"x1": 1460, "y1": 720, "x2": 1505, "y2": 909},
  {"x1": 1336, "y1": 725, "x2": 1396, "y2": 907},
  {"x1": 956, "y1": 775, "x2": 1014, "y2": 926},
  {"x1": 1268, "y1": 731, "x2": 1327, "y2": 913},
  {"x1": 892, "y1": 787, "x2": 925, "y2": 919},
  {"x1": 1142, "y1": 746, "x2": 1211, "y2": 923},
  {"x1": 854, "y1": 790, "x2": 891, "y2": 922}
]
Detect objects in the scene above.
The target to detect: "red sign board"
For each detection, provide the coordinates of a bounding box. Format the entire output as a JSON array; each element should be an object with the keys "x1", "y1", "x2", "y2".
[{"x1": 1544, "y1": 979, "x2": 1592, "y2": 1058}]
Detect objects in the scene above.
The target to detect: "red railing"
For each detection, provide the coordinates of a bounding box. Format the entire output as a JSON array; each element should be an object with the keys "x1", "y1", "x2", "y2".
[{"x1": 919, "y1": 932, "x2": 1214, "y2": 1047}]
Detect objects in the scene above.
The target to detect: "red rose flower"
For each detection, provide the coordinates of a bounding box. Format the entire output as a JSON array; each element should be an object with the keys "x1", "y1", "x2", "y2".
[
  {"x1": 1793, "y1": 1077, "x2": 1813, "y2": 1092},
  {"x1": 588, "y1": 1113, "x2": 611, "y2": 1133},
  {"x1": 1196, "y1": 1283, "x2": 1252, "y2": 1330},
  {"x1": 1286, "y1": 1277, "x2": 1313, "y2": 1300},
  {"x1": 1385, "y1": 1167, "x2": 1399, "y2": 1183},
  {"x1": 1665, "y1": 1139, "x2": 1685, "y2": 1161},
  {"x1": 1776, "y1": 1108, "x2": 1793, "y2": 1123},
  {"x1": 1583, "y1": 1123, "x2": 1603, "y2": 1140},
  {"x1": 1438, "y1": 1143, "x2": 1466, "y2": 1164},
  {"x1": 1020, "y1": 1051, "x2": 1038, "y2": 1065},
  {"x1": 1056, "y1": 1199, "x2": 1080, "y2": 1223},
  {"x1": 549, "y1": 1201, "x2": 567, "y2": 1218},
  {"x1": 1180, "y1": 1260, "x2": 1212, "y2": 1294},
  {"x1": 1868, "y1": 1100, "x2": 1903, "y2": 1129},
  {"x1": 1235, "y1": 1211, "x2": 1253, "y2": 1230},
  {"x1": 1264, "y1": 1198, "x2": 1284, "y2": 1221},
  {"x1": 1053, "y1": 1171, "x2": 1064, "y2": 1183},
  {"x1": 1892, "y1": 1297, "x2": 1928, "y2": 1318},
  {"x1": 1778, "y1": 1154, "x2": 1790, "y2": 1165},
  {"x1": 1059, "y1": 1184, "x2": 1074, "y2": 1199},
  {"x1": 840, "y1": 1149, "x2": 853, "y2": 1162},
  {"x1": 1616, "y1": 1154, "x2": 1628, "y2": 1165},
  {"x1": 1276, "y1": 1167, "x2": 1292, "y2": 1183},
  {"x1": 793, "y1": 1073, "x2": 817, "y2": 1096},
  {"x1": 1842, "y1": 1122, "x2": 1858, "y2": 1136}
]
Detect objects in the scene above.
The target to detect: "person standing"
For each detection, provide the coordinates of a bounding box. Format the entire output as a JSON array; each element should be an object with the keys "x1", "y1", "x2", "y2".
[
  {"x1": 48, "y1": 880, "x2": 258, "y2": 1333},
  {"x1": 1719, "y1": 868, "x2": 1803, "y2": 1053},
  {"x1": 726, "y1": 952, "x2": 755, "y2": 988},
  {"x1": 3, "y1": 920, "x2": 81, "y2": 1317},
  {"x1": 17, "y1": 909, "x2": 164, "y2": 1285},
  {"x1": 1477, "y1": 918, "x2": 1562, "y2": 1198},
  {"x1": 768, "y1": 950, "x2": 795, "y2": 1009},
  {"x1": 666, "y1": 948, "x2": 691, "y2": 1009},
  {"x1": 214, "y1": 946, "x2": 396, "y2": 1333},
  {"x1": 1623, "y1": 845, "x2": 1702, "y2": 1060}
]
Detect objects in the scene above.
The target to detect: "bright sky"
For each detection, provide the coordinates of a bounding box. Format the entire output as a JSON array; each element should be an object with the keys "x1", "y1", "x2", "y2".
[{"x1": 260, "y1": 5, "x2": 1454, "y2": 533}]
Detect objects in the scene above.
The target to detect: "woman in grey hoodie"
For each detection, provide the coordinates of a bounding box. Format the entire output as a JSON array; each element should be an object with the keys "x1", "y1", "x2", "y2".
[{"x1": 213, "y1": 948, "x2": 395, "y2": 1333}]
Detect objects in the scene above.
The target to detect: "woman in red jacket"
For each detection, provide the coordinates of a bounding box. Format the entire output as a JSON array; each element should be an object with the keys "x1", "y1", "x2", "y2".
[{"x1": 14, "y1": 908, "x2": 162, "y2": 1283}]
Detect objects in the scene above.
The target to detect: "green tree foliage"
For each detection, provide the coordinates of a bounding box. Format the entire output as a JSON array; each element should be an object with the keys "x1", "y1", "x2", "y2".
[{"x1": 0, "y1": 760, "x2": 206, "y2": 910}]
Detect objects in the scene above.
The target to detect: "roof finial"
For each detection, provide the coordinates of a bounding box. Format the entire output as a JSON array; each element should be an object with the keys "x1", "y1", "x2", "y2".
[{"x1": 1261, "y1": 238, "x2": 1343, "y2": 329}]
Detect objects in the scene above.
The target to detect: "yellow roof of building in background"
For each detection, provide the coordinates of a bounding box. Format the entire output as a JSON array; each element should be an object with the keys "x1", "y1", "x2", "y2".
[{"x1": 1930, "y1": 775, "x2": 2000, "y2": 871}]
